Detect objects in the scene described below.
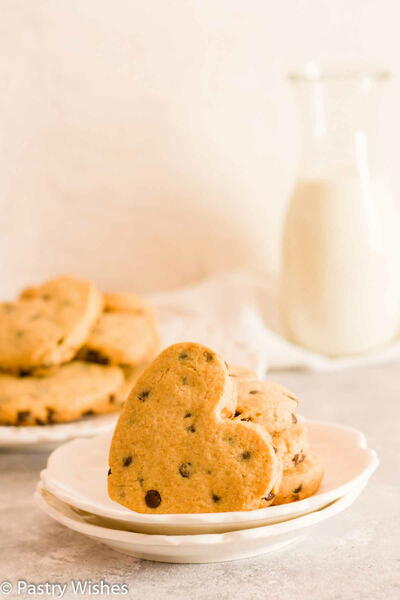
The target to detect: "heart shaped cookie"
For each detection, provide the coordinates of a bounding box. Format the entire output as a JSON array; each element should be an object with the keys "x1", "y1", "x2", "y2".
[{"x1": 108, "y1": 342, "x2": 281, "y2": 513}]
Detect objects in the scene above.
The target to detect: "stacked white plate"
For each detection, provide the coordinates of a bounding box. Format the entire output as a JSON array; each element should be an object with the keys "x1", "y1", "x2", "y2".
[{"x1": 36, "y1": 420, "x2": 378, "y2": 563}]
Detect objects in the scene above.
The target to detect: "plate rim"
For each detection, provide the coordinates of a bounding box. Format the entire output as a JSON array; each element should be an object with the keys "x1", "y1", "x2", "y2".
[
  {"x1": 39, "y1": 419, "x2": 379, "y2": 525},
  {"x1": 34, "y1": 481, "x2": 367, "y2": 546}
]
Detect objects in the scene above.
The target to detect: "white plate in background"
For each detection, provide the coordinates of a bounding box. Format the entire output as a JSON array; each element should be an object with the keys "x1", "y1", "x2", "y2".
[
  {"x1": 0, "y1": 413, "x2": 118, "y2": 451},
  {"x1": 40, "y1": 421, "x2": 378, "y2": 534}
]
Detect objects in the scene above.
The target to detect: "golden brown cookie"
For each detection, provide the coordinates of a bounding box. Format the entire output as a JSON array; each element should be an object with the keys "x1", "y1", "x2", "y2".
[
  {"x1": 272, "y1": 424, "x2": 309, "y2": 470},
  {"x1": 233, "y1": 379, "x2": 299, "y2": 433},
  {"x1": 108, "y1": 342, "x2": 281, "y2": 513},
  {"x1": 0, "y1": 361, "x2": 125, "y2": 426},
  {"x1": 0, "y1": 276, "x2": 103, "y2": 373},
  {"x1": 271, "y1": 453, "x2": 324, "y2": 505},
  {"x1": 79, "y1": 293, "x2": 159, "y2": 367},
  {"x1": 79, "y1": 312, "x2": 159, "y2": 367}
]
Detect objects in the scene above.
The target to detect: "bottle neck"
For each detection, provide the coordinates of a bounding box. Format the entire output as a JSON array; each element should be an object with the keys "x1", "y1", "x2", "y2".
[{"x1": 294, "y1": 79, "x2": 383, "y2": 179}]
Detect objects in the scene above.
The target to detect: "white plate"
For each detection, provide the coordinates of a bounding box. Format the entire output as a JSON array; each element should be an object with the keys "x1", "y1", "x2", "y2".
[
  {"x1": 40, "y1": 420, "x2": 378, "y2": 534},
  {"x1": 0, "y1": 414, "x2": 118, "y2": 451},
  {"x1": 35, "y1": 482, "x2": 367, "y2": 563}
]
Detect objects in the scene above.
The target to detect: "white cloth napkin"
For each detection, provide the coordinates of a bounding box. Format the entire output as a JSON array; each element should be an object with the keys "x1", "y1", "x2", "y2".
[{"x1": 148, "y1": 270, "x2": 400, "y2": 376}]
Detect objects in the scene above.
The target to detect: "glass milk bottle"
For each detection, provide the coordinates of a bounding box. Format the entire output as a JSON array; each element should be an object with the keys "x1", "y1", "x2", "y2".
[{"x1": 281, "y1": 66, "x2": 400, "y2": 356}]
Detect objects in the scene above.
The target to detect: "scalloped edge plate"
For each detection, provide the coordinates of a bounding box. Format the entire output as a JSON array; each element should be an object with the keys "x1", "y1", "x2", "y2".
[
  {"x1": 39, "y1": 420, "x2": 378, "y2": 534},
  {"x1": 35, "y1": 481, "x2": 367, "y2": 563}
]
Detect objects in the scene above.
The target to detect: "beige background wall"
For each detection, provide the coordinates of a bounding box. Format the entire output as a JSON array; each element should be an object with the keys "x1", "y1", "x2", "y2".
[{"x1": 1, "y1": 0, "x2": 399, "y2": 296}]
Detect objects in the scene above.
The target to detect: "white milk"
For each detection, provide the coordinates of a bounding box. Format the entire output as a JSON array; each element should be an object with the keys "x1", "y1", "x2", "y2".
[{"x1": 281, "y1": 174, "x2": 400, "y2": 355}]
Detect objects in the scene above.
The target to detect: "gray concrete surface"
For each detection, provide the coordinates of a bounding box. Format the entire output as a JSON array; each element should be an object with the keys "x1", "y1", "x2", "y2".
[{"x1": 1, "y1": 362, "x2": 399, "y2": 599}]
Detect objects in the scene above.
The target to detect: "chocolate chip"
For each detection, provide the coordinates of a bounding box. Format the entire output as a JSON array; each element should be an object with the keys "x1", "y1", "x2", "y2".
[
  {"x1": 249, "y1": 390, "x2": 259, "y2": 395},
  {"x1": 109, "y1": 394, "x2": 116, "y2": 404},
  {"x1": 293, "y1": 484, "x2": 303, "y2": 494},
  {"x1": 292, "y1": 413, "x2": 298, "y2": 424},
  {"x1": 181, "y1": 376, "x2": 189, "y2": 385},
  {"x1": 145, "y1": 490, "x2": 161, "y2": 508},
  {"x1": 234, "y1": 410, "x2": 242, "y2": 417},
  {"x1": 186, "y1": 424, "x2": 196, "y2": 433},
  {"x1": 203, "y1": 351, "x2": 213, "y2": 362},
  {"x1": 122, "y1": 456, "x2": 133, "y2": 467},
  {"x1": 57, "y1": 337, "x2": 64, "y2": 345},
  {"x1": 83, "y1": 349, "x2": 110, "y2": 365},
  {"x1": 35, "y1": 418, "x2": 45, "y2": 426},
  {"x1": 212, "y1": 493, "x2": 221, "y2": 503},
  {"x1": 179, "y1": 462, "x2": 193, "y2": 478},
  {"x1": 138, "y1": 390, "x2": 150, "y2": 401},
  {"x1": 16, "y1": 410, "x2": 30, "y2": 424},
  {"x1": 178, "y1": 352, "x2": 189, "y2": 360},
  {"x1": 108, "y1": 468, "x2": 112, "y2": 476},
  {"x1": 241, "y1": 451, "x2": 251, "y2": 460},
  {"x1": 46, "y1": 407, "x2": 56, "y2": 423},
  {"x1": 81, "y1": 409, "x2": 95, "y2": 417},
  {"x1": 18, "y1": 369, "x2": 31, "y2": 377},
  {"x1": 273, "y1": 446, "x2": 278, "y2": 454},
  {"x1": 262, "y1": 492, "x2": 275, "y2": 502},
  {"x1": 293, "y1": 453, "x2": 305, "y2": 465},
  {"x1": 240, "y1": 417, "x2": 252, "y2": 422},
  {"x1": 184, "y1": 412, "x2": 192, "y2": 418}
]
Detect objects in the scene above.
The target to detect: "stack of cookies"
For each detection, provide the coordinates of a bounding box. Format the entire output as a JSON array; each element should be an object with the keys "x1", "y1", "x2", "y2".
[
  {"x1": 108, "y1": 342, "x2": 324, "y2": 513},
  {"x1": 232, "y1": 370, "x2": 324, "y2": 505},
  {"x1": 0, "y1": 275, "x2": 159, "y2": 426}
]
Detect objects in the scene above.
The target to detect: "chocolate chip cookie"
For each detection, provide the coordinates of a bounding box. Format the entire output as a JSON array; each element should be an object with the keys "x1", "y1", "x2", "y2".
[
  {"x1": 233, "y1": 379, "x2": 299, "y2": 433},
  {"x1": 108, "y1": 342, "x2": 281, "y2": 513},
  {"x1": 0, "y1": 361, "x2": 125, "y2": 425},
  {"x1": 0, "y1": 275, "x2": 103, "y2": 373},
  {"x1": 272, "y1": 424, "x2": 309, "y2": 470},
  {"x1": 271, "y1": 453, "x2": 324, "y2": 505},
  {"x1": 79, "y1": 294, "x2": 159, "y2": 367}
]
